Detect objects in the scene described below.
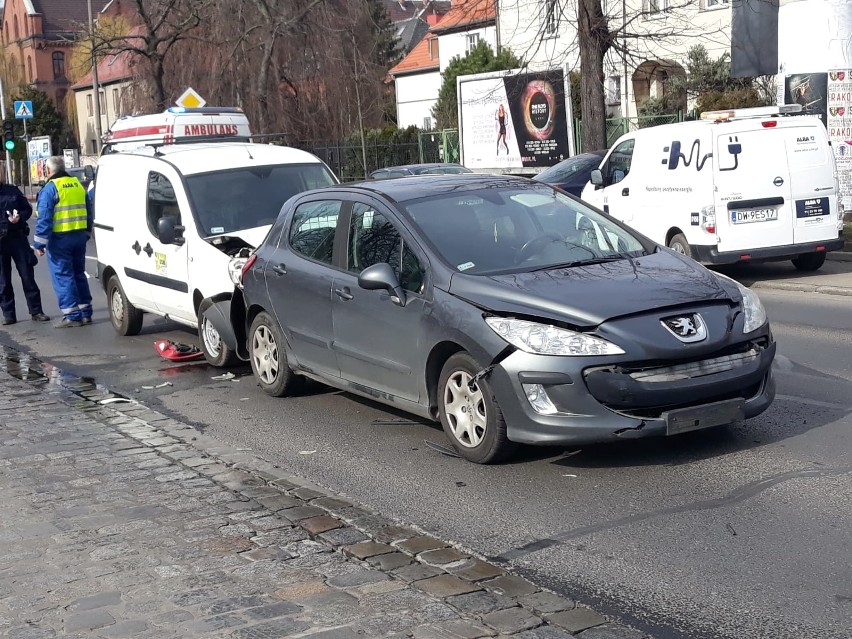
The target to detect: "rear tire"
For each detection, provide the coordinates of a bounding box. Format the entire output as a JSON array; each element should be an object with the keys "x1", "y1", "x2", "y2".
[
  {"x1": 248, "y1": 311, "x2": 303, "y2": 397},
  {"x1": 668, "y1": 233, "x2": 693, "y2": 259},
  {"x1": 107, "y1": 275, "x2": 143, "y2": 336},
  {"x1": 198, "y1": 299, "x2": 239, "y2": 368},
  {"x1": 792, "y1": 252, "x2": 826, "y2": 271},
  {"x1": 437, "y1": 352, "x2": 517, "y2": 464}
]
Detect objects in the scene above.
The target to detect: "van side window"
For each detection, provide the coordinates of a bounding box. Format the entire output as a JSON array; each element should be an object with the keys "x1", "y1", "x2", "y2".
[
  {"x1": 288, "y1": 200, "x2": 342, "y2": 265},
  {"x1": 607, "y1": 139, "x2": 634, "y2": 184},
  {"x1": 147, "y1": 172, "x2": 181, "y2": 236}
]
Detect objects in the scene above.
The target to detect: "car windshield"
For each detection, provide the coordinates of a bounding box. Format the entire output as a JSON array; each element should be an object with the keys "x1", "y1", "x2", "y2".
[
  {"x1": 402, "y1": 183, "x2": 648, "y2": 275},
  {"x1": 535, "y1": 155, "x2": 601, "y2": 183},
  {"x1": 186, "y1": 163, "x2": 336, "y2": 235}
]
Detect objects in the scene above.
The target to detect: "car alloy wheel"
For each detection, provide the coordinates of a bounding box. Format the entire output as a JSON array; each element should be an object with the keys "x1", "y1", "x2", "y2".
[
  {"x1": 443, "y1": 370, "x2": 487, "y2": 448},
  {"x1": 251, "y1": 324, "x2": 278, "y2": 385},
  {"x1": 437, "y1": 352, "x2": 516, "y2": 464},
  {"x1": 248, "y1": 311, "x2": 303, "y2": 397}
]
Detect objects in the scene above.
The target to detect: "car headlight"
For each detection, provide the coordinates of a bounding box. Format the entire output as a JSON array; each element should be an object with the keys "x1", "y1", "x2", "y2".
[
  {"x1": 715, "y1": 272, "x2": 767, "y2": 333},
  {"x1": 228, "y1": 256, "x2": 247, "y2": 288},
  {"x1": 485, "y1": 317, "x2": 624, "y2": 356}
]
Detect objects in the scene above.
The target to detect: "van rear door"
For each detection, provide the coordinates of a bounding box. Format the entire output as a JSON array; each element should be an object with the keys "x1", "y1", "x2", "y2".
[
  {"x1": 783, "y1": 123, "x2": 839, "y2": 245},
  {"x1": 714, "y1": 125, "x2": 794, "y2": 253}
]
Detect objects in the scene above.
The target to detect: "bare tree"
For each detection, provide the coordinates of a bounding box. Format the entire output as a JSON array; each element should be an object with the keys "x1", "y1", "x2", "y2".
[{"x1": 499, "y1": 0, "x2": 732, "y2": 151}]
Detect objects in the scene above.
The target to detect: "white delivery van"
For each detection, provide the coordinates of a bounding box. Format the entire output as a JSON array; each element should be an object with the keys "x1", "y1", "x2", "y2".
[
  {"x1": 102, "y1": 106, "x2": 252, "y2": 154},
  {"x1": 581, "y1": 105, "x2": 844, "y2": 270},
  {"x1": 94, "y1": 136, "x2": 338, "y2": 366}
]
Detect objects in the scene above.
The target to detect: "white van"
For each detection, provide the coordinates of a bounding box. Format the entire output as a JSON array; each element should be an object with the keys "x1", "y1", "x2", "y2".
[
  {"x1": 102, "y1": 107, "x2": 252, "y2": 154},
  {"x1": 581, "y1": 105, "x2": 844, "y2": 271},
  {"x1": 94, "y1": 139, "x2": 338, "y2": 365}
]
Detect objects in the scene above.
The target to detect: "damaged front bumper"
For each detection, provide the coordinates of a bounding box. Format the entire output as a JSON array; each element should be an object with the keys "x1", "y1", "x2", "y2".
[{"x1": 486, "y1": 340, "x2": 776, "y2": 446}]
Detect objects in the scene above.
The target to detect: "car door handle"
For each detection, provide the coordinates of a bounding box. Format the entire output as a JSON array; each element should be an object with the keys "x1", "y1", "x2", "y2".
[
  {"x1": 334, "y1": 287, "x2": 353, "y2": 301},
  {"x1": 143, "y1": 243, "x2": 153, "y2": 257},
  {"x1": 271, "y1": 263, "x2": 287, "y2": 276},
  {"x1": 131, "y1": 240, "x2": 141, "y2": 255},
  {"x1": 622, "y1": 187, "x2": 630, "y2": 196}
]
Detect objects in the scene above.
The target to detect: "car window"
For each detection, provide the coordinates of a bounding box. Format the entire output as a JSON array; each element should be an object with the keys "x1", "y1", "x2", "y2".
[
  {"x1": 288, "y1": 200, "x2": 342, "y2": 265},
  {"x1": 146, "y1": 171, "x2": 181, "y2": 236},
  {"x1": 536, "y1": 156, "x2": 601, "y2": 184},
  {"x1": 403, "y1": 184, "x2": 647, "y2": 276},
  {"x1": 348, "y1": 202, "x2": 424, "y2": 293},
  {"x1": 607, "y1": 140, "x2": 634, "y2": 184},
  {"x1": 370, "y1": 171, "x2": 389, "y2": 180}
]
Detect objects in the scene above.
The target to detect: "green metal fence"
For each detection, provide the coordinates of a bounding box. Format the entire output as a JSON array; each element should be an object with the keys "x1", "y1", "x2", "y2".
[{"x1": 574, "y1": 114, "x2": 684, "y2": 153}]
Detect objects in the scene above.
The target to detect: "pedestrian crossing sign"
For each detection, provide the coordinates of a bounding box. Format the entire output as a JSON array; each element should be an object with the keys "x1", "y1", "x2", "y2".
[{"x1": 14, "y1": 100, "x2": 33, "y2": 119}]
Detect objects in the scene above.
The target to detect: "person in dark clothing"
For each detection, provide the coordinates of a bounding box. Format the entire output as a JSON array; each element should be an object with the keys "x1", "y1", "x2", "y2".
[{"x1": 0, "y1": 176, "x2": 49, "y2": 325}]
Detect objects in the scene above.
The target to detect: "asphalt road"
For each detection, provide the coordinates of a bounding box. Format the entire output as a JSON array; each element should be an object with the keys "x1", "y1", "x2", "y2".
[{"x1": 1, "y1": 255, "x2": 850, "y2": 639}]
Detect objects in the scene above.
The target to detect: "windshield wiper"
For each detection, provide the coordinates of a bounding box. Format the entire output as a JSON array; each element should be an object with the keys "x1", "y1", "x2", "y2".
[{"x1": 531, "y1": 256, "x2": 626, "y2": 271}]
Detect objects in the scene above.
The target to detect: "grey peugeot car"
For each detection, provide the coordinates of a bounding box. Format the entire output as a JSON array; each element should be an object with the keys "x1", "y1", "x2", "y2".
[{"x1": 216, "y1": 175, "x2": 775, "y2": 463}]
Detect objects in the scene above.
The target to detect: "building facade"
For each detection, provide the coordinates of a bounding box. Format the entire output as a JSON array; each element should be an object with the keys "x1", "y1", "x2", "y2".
[
  {"x1": 1, "y1": 0, "x2": 95, "y2": 110},
  {"x1": 390, "y1": 0, "x2": 497, "y2": 128},
  {"x1": 498, "y1": 0, "x2": 733, "y2": 119},
  {"x1": 71, "y1": 47, "x2": 132, "y2": 156}
]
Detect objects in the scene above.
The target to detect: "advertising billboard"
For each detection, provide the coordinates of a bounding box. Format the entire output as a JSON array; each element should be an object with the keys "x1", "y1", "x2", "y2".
[
  {"x1": 827, "y1": 69, "x2": 852, "y2": 211},
  {"x1": 458, "y1": 68, "x2": 573, "y2": 171},
  {"x1": 784, "y1": 73, "x2": 828, "y2": 126},
  {"x1": 27, "y1": 136, "x2": 52, "y2": 184}
]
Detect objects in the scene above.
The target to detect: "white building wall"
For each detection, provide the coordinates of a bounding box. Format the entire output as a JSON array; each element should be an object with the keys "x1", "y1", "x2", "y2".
[
  {"x1": 438, "y1": 25, "x2": 497, "y2": 72},
  {"x1": 778, "y1": 0, "x2": 852, "y2": 74},
  {"x1": 73, "y1": 81, "x2": 130, "y2": 158},
  {"x1": 395, "y1": 71, "x2": 443, "y2": 129}
]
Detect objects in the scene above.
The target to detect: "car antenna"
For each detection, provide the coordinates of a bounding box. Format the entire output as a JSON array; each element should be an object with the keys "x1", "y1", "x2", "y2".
[{"x1": 245, "y1": 144, "x2": 254, "y2": 160}]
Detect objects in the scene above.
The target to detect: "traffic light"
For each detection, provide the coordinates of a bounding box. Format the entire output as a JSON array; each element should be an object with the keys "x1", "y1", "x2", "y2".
[{"x1": 3, "y1": 120, "x2": 15, "y2": 151}]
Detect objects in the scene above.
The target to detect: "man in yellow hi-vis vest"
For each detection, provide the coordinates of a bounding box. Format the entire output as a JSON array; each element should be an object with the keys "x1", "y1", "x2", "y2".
[{"x1": 33, "y1": 156, "x2": 93, "y2": 328}]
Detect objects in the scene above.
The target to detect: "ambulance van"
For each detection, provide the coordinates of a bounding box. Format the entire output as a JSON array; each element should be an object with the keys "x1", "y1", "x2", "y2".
[
  {"x1": 581, "y1": 105, "x2": 844, "y2": 271},
  {"x1": 94, "y1": 108, "x2": 338, "y2": 366}
]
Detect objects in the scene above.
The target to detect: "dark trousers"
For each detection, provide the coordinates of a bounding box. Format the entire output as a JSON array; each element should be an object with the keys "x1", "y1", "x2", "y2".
[
  {"x1": 0, "y1": 233, "x2": 43, "y2": 320},
  {"x1": 46, "y1": 231, "x2": 91, "y2": 321}
]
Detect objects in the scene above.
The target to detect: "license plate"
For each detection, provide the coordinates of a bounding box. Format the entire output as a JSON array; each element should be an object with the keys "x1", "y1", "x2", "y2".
[
  {"x1": 664, "y1": 398, "x2": 745, "y2": 436},
  {"x1": 731, "y1": 208, "x2": 778, "y2": 224}
]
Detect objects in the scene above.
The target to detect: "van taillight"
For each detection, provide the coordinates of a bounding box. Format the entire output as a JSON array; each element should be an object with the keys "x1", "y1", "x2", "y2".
[
  {"x1": 241, "y1": 254, "x2": 257, "y2": 283},
  {"x1": 762, "y1": 120, "x2": 777, "y2": 128},
  {"x1": 701, "y1": 206, "x2": 716, "y2": 234}
]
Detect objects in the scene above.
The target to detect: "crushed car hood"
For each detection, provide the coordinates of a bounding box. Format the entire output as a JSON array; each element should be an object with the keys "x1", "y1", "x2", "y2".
[
  {"x1": 448, "y1": 249, "x2": 738, "y2": 327},
  {"x1": 206, "y1": 225, "x2": 272, "y2": 254}
]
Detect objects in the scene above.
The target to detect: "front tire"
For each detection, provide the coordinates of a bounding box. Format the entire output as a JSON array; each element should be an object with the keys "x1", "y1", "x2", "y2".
[
  {"x1": 437, "y1": 352, "x2": 516, "y2": 464},
  {"x1": 198, "y1": 299, "x2": 239, "y2": 368},
  {"x1": 107, "y1": 275, "x2": 143, "y2": 336},
  {"x1": 668, "y1": 233, "x2": 693, "y2": 259},
  {"x1": 792, "y1": 252, "x2": 826, "y2": 271},
  {"x1": 248, "y1": 311, "x2": 303, "y2": 397}
]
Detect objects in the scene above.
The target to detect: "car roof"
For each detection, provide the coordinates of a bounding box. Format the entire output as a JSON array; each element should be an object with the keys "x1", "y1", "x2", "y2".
[
  {"x1": 105, "y1": 143, "x2": 326, "y2": 176},
  {"x1": 374, "y1": 163, "x2": 465, "y2": 172},
  {"x1": 340, "y1": 174, "x2": 536, "y2": 203}
]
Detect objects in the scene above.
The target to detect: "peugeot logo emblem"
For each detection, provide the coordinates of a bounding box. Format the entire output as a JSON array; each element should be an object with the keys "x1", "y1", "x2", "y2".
[
  {"x1": 661, "y1": 313, "x2": 707, "y2": 343},
  {"x1": 773, "y1": 176, "x2": 784, "y2": 187}
]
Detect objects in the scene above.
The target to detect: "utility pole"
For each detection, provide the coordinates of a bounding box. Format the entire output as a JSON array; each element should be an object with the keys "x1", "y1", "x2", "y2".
[
  {"x1": 0, "y1": 74, "x2": 11, "y2": 184},
  {"x1": 87, "y1": 0, "x2": 103, "y2": 153}
]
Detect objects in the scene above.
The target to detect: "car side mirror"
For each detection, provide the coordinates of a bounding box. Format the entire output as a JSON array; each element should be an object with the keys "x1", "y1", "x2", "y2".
[
  {"x1": 590, "y1": 169, "x2": 603, "y2": 188},
  {"x1": 84, "y1": 166, "x2": 95, "y2": 180},
  {"x1": 358, "y1": 262, "x2": 406, "y2": 306},
  {"x1": 157, "y1": 215, "x2": 185, "y2": 246}
]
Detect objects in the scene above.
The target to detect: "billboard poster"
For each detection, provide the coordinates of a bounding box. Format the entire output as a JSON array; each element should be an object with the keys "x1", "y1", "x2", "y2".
[
  {"x1": 784, "y1": 72, "x2": 828, "y2": 126},
  {"x1": 459, "y1": 69, "x2": 571, "y2": 170},
  {"x1": 827, "y1": 69, "x2": 852, "y2": 211},
  {"x1": 27, "y1": 136, "x2": 52, "y2": 184}
]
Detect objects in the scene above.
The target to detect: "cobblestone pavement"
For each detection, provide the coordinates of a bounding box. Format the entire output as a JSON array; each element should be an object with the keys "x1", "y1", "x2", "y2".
[{"x1": 0, "y1": 348, "x2": 650, "y2": 639}]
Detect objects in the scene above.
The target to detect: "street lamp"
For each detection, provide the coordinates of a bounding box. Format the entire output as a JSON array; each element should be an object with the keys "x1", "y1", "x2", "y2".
[{"x1": 87, "y1": 0, "x2": 103, "y2": 154}]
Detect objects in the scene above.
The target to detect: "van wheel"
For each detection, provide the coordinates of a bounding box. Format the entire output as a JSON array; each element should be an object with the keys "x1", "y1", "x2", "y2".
[
  {"x1": 668, "y1": 233, "x2": 693, "y2": 259},
  {"x1": 792, "y1": 252, "x2": 826, "y2": 271},
  {"x1": 107, "y1": 275, "x2": 143, "y2": 336},
  {"x1": 438, "y1": 352, "x2": 517, "y2": 464},
  {"x1": 248, "y1": 311, "x2": 303, "y2": 397},
  {"x1": 198, "y1": 300, "x2": 239, "y2": 368}
]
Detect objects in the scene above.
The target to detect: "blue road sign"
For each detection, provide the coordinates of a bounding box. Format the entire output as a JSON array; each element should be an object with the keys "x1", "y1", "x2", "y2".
[{"x1": 14, "y1": 101, "x2": 33, "y2": 119}]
